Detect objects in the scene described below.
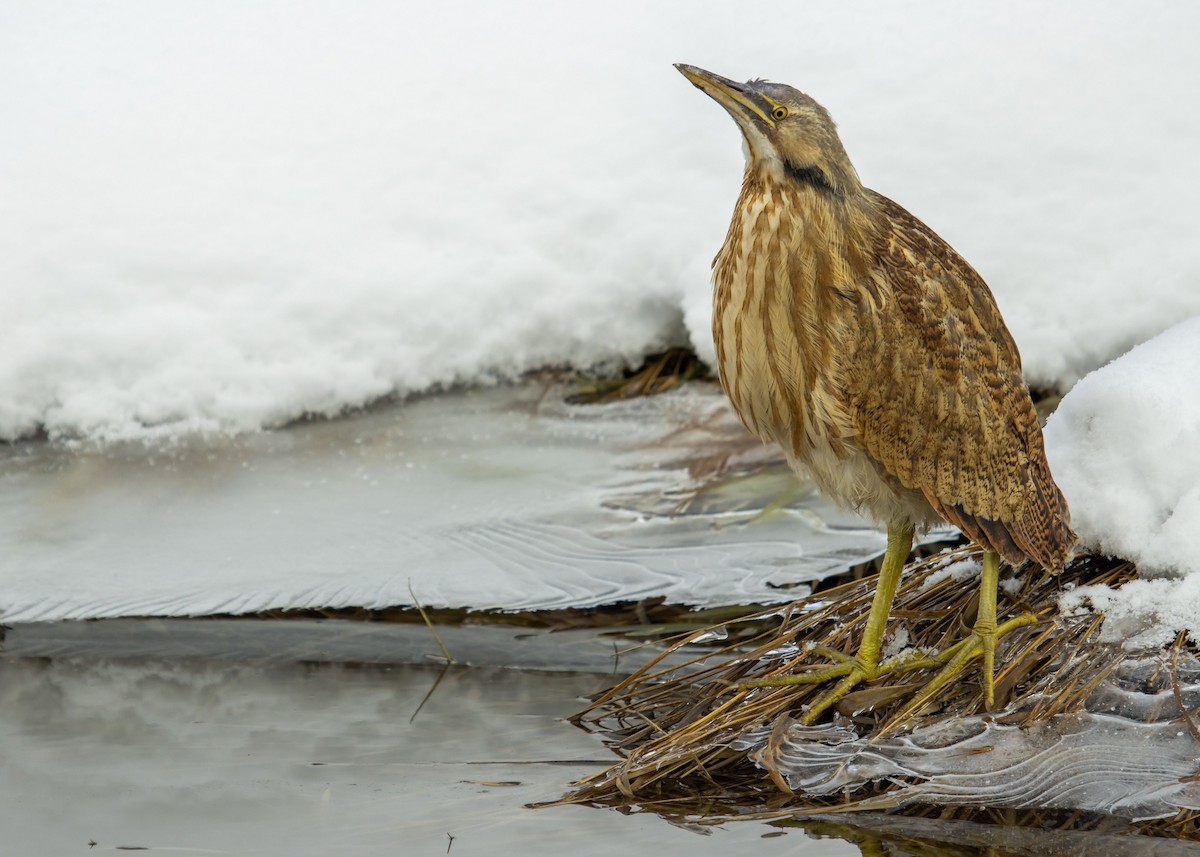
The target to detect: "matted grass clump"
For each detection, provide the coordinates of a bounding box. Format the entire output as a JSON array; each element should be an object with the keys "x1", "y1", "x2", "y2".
[{"x1": 555, "y1": 548, "x2": 1200, "y2": 840}]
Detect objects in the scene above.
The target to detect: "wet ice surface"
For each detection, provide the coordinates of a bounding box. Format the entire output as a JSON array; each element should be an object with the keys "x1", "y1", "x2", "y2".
[
  {"x1": 738, "y1": 713, "x2": 1200, "y2": 821},
  {"x1": 732, "y1": 653, "x2": 1200, "y2": 826},
  {"x1": 0, "y1": 625, "x2": 855, "y2": 857},
  {"x1": 0, "y1": 382, "x2": 897, "y2": 623}
]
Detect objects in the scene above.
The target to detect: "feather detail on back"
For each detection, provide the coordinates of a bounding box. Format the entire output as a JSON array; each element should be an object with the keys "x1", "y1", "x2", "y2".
[{"x1": 712, "y1": 166, "x2": 1077, "y2": 570}]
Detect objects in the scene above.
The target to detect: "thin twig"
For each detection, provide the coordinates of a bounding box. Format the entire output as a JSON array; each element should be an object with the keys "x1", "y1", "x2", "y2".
[
  {"x1": 408, "y1": 581, "x2": 455, "y2": 664},
  {"x1": 410, "y1": 663, "x2": 451, "y2": 724},
  {"x1": 1170, "y1": 633, "x2": 1200, "y2": 744}
]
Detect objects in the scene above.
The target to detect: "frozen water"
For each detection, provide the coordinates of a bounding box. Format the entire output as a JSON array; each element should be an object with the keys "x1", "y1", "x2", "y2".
[
  {"x1": 0, "y1": 384, "x2": 895, "y2": 622},
  {"x1": 1, "y1": 617, "x2": 696, "y2": 675},
  {"x1": 1046, "y1": 317, "x2": 1200, "y2": 647},
  {"x1": 3, "y1": 1, "x2": 1200, "y2": 441},
  {"x1": 737, "y1": 713, "x2": 1200, "y2": 821}
]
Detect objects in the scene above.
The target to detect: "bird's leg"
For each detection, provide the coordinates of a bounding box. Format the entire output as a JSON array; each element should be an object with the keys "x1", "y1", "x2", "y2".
[
  {"x1": 744, "y1": 518, "x2": 915, "y2": 725},
  {"x1": 978, "y1": 549, "x2": 1000, "y2": 704},
  {"x1": 844, "y1": 517, "x2": 915, "y2": 681},
  {"x1": 897, "y1": 550, "x2": 1037, "y2": 713}
]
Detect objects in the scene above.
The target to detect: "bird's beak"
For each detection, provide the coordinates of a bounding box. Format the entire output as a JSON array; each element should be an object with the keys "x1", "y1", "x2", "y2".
[{"x1": 674, "y1": 63, "x2": 776, "y2": 130}]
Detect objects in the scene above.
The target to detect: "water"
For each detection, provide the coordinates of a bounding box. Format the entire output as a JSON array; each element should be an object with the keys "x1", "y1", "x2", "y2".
[
  {"x1": 0, "y1": 383, "x2": 1195, "y2": 854},
  {"x1": 0, "y1": 620, "x2": 861, "y2": 857},
  {"x1": 4, "y1": 620, "x2": 1196, "y2": 856},
  {"x1": 0, "y1": 382, "x2": 895, "y2": 854}
]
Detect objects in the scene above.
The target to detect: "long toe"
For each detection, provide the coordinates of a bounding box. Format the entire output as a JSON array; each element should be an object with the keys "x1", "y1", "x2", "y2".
[{"x1": 894, "y1": 612, "x2": 1038, "y2": 724}]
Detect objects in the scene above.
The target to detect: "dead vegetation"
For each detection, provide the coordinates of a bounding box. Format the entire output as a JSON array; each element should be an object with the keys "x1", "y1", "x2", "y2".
[
  {"x1": 550, "y1": 548, "x2": 1200, "y2": 841},
  {"x1": 565, "y1": 347, "x2": 710, "y2": 404}
]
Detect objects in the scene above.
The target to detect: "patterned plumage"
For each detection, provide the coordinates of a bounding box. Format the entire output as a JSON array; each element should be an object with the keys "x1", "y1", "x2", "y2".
[{"x1": 678, "y1": 64, "x2": 1077, "y2": 720}]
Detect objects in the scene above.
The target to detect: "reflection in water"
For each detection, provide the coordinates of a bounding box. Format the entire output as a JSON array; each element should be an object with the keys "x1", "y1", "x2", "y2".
[
  {"x1": 795, "y1": 814, "x2": 1200, "y2": 857},
  {"x1": 0, "y1": 650, "x2": 859, "y2": 857},
  {"x1": 3, "y1": 619, "x2": 1195, "y2": 856}
]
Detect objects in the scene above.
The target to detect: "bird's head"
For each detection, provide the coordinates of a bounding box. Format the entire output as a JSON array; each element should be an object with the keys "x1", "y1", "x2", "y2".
[{"x1": 675, "y1": 63, "x2": 861, "y2": 197}]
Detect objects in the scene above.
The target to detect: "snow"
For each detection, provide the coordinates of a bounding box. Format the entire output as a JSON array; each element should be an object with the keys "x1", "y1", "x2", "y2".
[
  {"x1": 918, "y1": 556, "x2": 982, "y2": 592},
  {"x1": 1046, "y1": 318, "x2": 1200, "y2": 648},
  {"x1": 3, "y1": 1, "x2": 1200, "y2": 637},
  {"x1": 1045, "y1": 318, "x2": 1200, "y2": 577},
  {"x1": 3, "y1": 1, "x2": 1200, "y2": 441}
]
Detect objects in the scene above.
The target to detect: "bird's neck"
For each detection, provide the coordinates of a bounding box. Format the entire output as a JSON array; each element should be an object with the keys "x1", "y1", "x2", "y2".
[
  {"x1": 714, "y1": 165, "x2": 877, "y2": 313},
  {"x1": 710, "y1": 166, "x2": 878, "y2": 451}
]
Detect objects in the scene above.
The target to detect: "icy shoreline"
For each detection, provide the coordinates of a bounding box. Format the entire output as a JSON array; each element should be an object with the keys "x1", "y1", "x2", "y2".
[{"x1": 0, "y1": 383, "x2": 894, "y2": 623}]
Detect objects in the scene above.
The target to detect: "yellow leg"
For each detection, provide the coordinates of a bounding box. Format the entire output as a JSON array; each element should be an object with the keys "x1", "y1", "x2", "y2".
[
  {"x1": 897, "y1": 550, "x2": 1037, "y2": 714},
  {"x1": 744, "y1": 517, "x2": 915, "y2": 724},
  {"x1": 978, "y1": 550, "x2": 1000, "y2": 706}
]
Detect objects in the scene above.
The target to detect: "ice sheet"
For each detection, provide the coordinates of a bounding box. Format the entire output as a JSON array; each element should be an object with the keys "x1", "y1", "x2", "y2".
[
  {"x1": 733, "y1": 653, "x2": 1200, "y2": 821},
  {"x1": 738, "y1": 714, "x2": 1200, "y2": 821},
  {"x1": 0, "y1": 384, "x2": 895, "y2": 622}
]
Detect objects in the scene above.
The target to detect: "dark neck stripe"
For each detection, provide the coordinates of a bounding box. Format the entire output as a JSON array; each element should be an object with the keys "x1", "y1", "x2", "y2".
[{"x1": 784, "y1": 161, "x2": 837, "y2": 195}]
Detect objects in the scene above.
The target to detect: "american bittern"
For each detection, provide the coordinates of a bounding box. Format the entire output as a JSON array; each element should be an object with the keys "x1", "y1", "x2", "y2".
[{"x1": 676, "y1": 64, "x2": 1077, "y2": 723}]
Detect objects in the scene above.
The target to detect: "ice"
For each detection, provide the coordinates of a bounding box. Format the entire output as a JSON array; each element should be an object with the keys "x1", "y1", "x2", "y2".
[
  {"x1": 0, "y1": 384, "x2": 893, "y2": 622},
  {"x1": 3, "y1": 1, "x2": 1200, "y2": 441},
  {"x1": 736, "y1": 713, "x2": 1200, "y2": 821},
  {"x1": 728, "y1": 651, "x2": 1200, "y2": 822},
  {"x1": 1045, "y1": 317, "x2": 1200, "y2": 647}
]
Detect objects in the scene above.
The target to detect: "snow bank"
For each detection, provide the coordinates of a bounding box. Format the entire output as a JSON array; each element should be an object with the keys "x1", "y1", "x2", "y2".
[
  {"x1": 1046, "y1": 317, "x2": 1200, "y2": 647},
  {"x1": 3, "y1": 1, "x2": 1199, "y2": 441}
]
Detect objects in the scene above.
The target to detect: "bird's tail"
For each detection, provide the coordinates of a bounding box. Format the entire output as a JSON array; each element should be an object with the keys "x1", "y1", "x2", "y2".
[{"x1": 942, "y1": 472, "x2": 1078, "y2": 572}]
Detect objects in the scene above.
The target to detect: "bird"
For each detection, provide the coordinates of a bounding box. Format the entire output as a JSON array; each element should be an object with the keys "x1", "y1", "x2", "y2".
[{"x1": 675, "y1": 64, "x2": 1077, "y2": 724}]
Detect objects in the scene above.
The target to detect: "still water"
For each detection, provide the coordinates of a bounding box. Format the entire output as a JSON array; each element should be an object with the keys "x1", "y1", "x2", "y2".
[
  {"x1": 4, "y1": 620, "x2": 1198, "y2": 856},
  {"x1": 0, "y1": 620, "x2": 860, "y2": 857}
]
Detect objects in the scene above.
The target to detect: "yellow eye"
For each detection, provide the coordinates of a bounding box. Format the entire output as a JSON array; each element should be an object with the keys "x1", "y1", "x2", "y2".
[{"x1": 771, "y1": 106, "x2": 788, "y2": 120}]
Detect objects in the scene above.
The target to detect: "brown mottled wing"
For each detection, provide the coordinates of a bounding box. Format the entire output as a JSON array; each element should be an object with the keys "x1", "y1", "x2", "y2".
[{"x1": 845, "y1": 191, "x2": 1076, "y2": 569}]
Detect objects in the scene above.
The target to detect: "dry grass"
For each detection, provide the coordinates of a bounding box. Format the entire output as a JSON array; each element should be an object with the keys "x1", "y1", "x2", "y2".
[
  {"x1": 551, "y1": 548, "x2": 1200, "y2": 840},
  {"x1": 565, "y1": 347, "x2": 710, "y2": 404}
]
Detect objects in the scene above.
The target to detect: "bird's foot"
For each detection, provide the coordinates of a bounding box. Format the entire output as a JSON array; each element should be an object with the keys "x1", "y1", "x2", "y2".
[
  {"x1": 896, "y1": 611, "x2": 1039, "y2": 717},
  {"x1": 743, "y1": 645, "x2": 934, "y2": 725},
  {"x1": 739, "y1": 517, "x2": 919, "y2": 726},
  {"x1": 742, "y1": 612, "x2": 1039, "y2": 725}
]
